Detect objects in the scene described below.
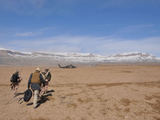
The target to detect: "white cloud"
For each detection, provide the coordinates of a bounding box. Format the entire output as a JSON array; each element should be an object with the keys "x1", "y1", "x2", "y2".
[
  {"x1": 99, "y1": 0, "x2": 160, "y2": 9},
  {"x1": 0, "y1": 0, "x2": 47, "y2": 15},
  {"x1": 29, "y1": 0, "x2": 46, "y2": 8},
  {"x1": 6, "y1": 35, "x2": 160, "y2": 56},
  {"x1": 15, "y1": 32, "x2": 35, "y2": 37},
  {"x1": 118, "y1": 24, "x2": 154, "y2": 33},
  {"x1": 108, "y1": 24, "x2": 155, "y2": 38},
  {"x1": 0, "y1": 0, "x2": 46, "y2": 9},
  {"x1": 97, "y1": 37, "x2": 160, "y2": 56},
  {"x1": 0, "y1": 0, "x2": 79, "y2": 15},
  {"x1": 14, "y1": 26, "x2": 56, "y2": 37}
]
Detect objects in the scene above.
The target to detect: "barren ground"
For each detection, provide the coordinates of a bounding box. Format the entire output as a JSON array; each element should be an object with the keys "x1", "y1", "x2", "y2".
[{"x1": 0, "y1": 65, "x2": 160, "y2": 120}]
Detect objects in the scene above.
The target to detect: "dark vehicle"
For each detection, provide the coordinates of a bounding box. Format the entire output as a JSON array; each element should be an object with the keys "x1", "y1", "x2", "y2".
[{"x1": 58, "y1": 64, "x2": 76, "y2": 69}]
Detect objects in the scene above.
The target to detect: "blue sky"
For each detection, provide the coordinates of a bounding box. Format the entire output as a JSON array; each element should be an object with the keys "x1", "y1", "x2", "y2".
[{"x1": 0, "y1": 0, "x2": 160, "y2": 56}]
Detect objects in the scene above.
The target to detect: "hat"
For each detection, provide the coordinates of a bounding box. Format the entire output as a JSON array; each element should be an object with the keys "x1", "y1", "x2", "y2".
[
  {"x1": 45, "y1": 68, "x2": 49, "y2": 72},
  {"x1": 36, "y1": 67, "x2": 40, "y2": 72}
]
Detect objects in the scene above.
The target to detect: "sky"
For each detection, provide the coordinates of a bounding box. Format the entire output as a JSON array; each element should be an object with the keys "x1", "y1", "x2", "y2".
[{"x1": 0, "y1": 0, "x2": 160, "y2": 56}]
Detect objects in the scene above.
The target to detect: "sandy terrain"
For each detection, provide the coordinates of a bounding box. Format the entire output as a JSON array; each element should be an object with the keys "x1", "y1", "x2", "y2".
[{"x1": 0, "y1": 65, "x2": 160, "y2": 120}]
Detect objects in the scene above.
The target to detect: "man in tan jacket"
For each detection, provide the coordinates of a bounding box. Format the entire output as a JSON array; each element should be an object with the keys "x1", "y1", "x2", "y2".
[{"x1": 28, "y1": 67, "x2": 45, "y2": 108}]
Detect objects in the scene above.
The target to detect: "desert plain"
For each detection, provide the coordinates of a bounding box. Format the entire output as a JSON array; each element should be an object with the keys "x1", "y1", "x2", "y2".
[{"x1": 0, "y1": 64, "x2": 160, "y2": 120}]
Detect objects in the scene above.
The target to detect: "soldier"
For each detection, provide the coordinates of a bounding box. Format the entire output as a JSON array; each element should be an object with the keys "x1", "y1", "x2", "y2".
[
  {"x1": 28, "y1": 67, "x2": 45, "y2": 108},
  {"x1": 10, "y1": 71, "x2": 22, "y2": 95},
  {"x1": 42, "y1": 68, "x2": 51, "y2": 93}
]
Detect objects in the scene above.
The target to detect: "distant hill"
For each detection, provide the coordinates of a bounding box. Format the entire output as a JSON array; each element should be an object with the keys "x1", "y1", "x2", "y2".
[{"x1": 0, "y1": 48, "x2": 160, "y2": 66}]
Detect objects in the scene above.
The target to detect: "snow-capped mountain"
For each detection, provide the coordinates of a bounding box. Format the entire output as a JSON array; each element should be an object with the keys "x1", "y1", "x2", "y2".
[
  {"x1": 105, "y1": 52, "x2": 157, "y2": 62},
  {"x1": 0, "y1": 48, "x2": 159, "y2": 65}
]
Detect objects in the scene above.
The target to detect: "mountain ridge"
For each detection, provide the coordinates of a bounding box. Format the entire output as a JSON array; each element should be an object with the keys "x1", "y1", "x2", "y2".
[{"x1": 0, "y1": 48, "x2": 160, "y2": 66}]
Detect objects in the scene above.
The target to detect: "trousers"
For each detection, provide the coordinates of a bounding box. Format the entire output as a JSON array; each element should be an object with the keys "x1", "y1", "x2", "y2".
[{"x1": 33, "y1": 90, "x2": 39, "y2": 108}]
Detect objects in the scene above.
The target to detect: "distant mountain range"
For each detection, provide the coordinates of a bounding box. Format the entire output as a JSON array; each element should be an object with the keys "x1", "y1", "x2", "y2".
[{"x1": 0, "y1": 48, "x2": 160, "y2": 66}]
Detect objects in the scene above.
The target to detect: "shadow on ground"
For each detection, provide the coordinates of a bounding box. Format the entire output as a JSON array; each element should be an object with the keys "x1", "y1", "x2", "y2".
[
  {"x1": 14, "y1": 92, "x2": 24, "y2": 97},
  {"x1": 27, "y1": 89, "x2": 55, "y2": 108}
]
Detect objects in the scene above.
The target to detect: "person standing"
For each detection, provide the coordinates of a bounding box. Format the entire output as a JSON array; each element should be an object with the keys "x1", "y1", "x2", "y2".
[
  {"x1": 28, "y1": 67, "x2": 45, "y2": 108},
  {"x1": 42, "y1": 68, "x2": 51, "y2": 93},
  {"x1": 10, "y1": 71, "x2": 22, "y2": 95}
]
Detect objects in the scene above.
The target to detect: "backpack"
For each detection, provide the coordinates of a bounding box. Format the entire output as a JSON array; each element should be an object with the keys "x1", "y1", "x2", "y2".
[{"x1": 24, "y1": 89, "x2": 32, "y2": 102}]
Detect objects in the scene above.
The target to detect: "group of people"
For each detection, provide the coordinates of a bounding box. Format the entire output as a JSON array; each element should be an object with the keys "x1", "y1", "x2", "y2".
[{"x1": 10, "y1": 67, "x2": 52, "y2": 108}]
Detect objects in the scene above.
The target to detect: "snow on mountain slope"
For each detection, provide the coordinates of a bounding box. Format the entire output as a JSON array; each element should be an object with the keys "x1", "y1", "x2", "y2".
[
  {"x1": 0, "y1": 48, "x2": 159, "y2": 63},
  {"x1": 106, "y1": 52, "x2": 157, "y2": 62}
]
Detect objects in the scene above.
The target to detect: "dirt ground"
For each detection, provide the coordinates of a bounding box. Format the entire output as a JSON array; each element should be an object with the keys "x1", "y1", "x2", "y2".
[{"x1": 0, "y1": 65, "x2": 160, "y2": 120}]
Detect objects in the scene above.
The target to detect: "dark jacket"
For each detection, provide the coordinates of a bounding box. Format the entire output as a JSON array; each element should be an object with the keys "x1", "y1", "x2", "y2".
[
  {"x1": 10, "y1": 72, "x2": 20, "y2": 83},
  {"x1": 45, "y1": 72, "x2": 51, "y2": 81},
  {"x1": 28, "y1": 71, "x2": 45, "y2": 91}
]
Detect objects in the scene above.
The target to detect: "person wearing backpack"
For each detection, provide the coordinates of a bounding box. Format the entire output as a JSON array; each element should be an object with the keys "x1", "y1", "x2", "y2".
[
  {"x1": 42, "y1": 68, "x2": 52, "y2": 94},
  {"x1": 28, "y1": 67, "x2": 45, "y2": 108},
  {"x1": 10, "y1": 71, "x2": 22, "y2": 95}
]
